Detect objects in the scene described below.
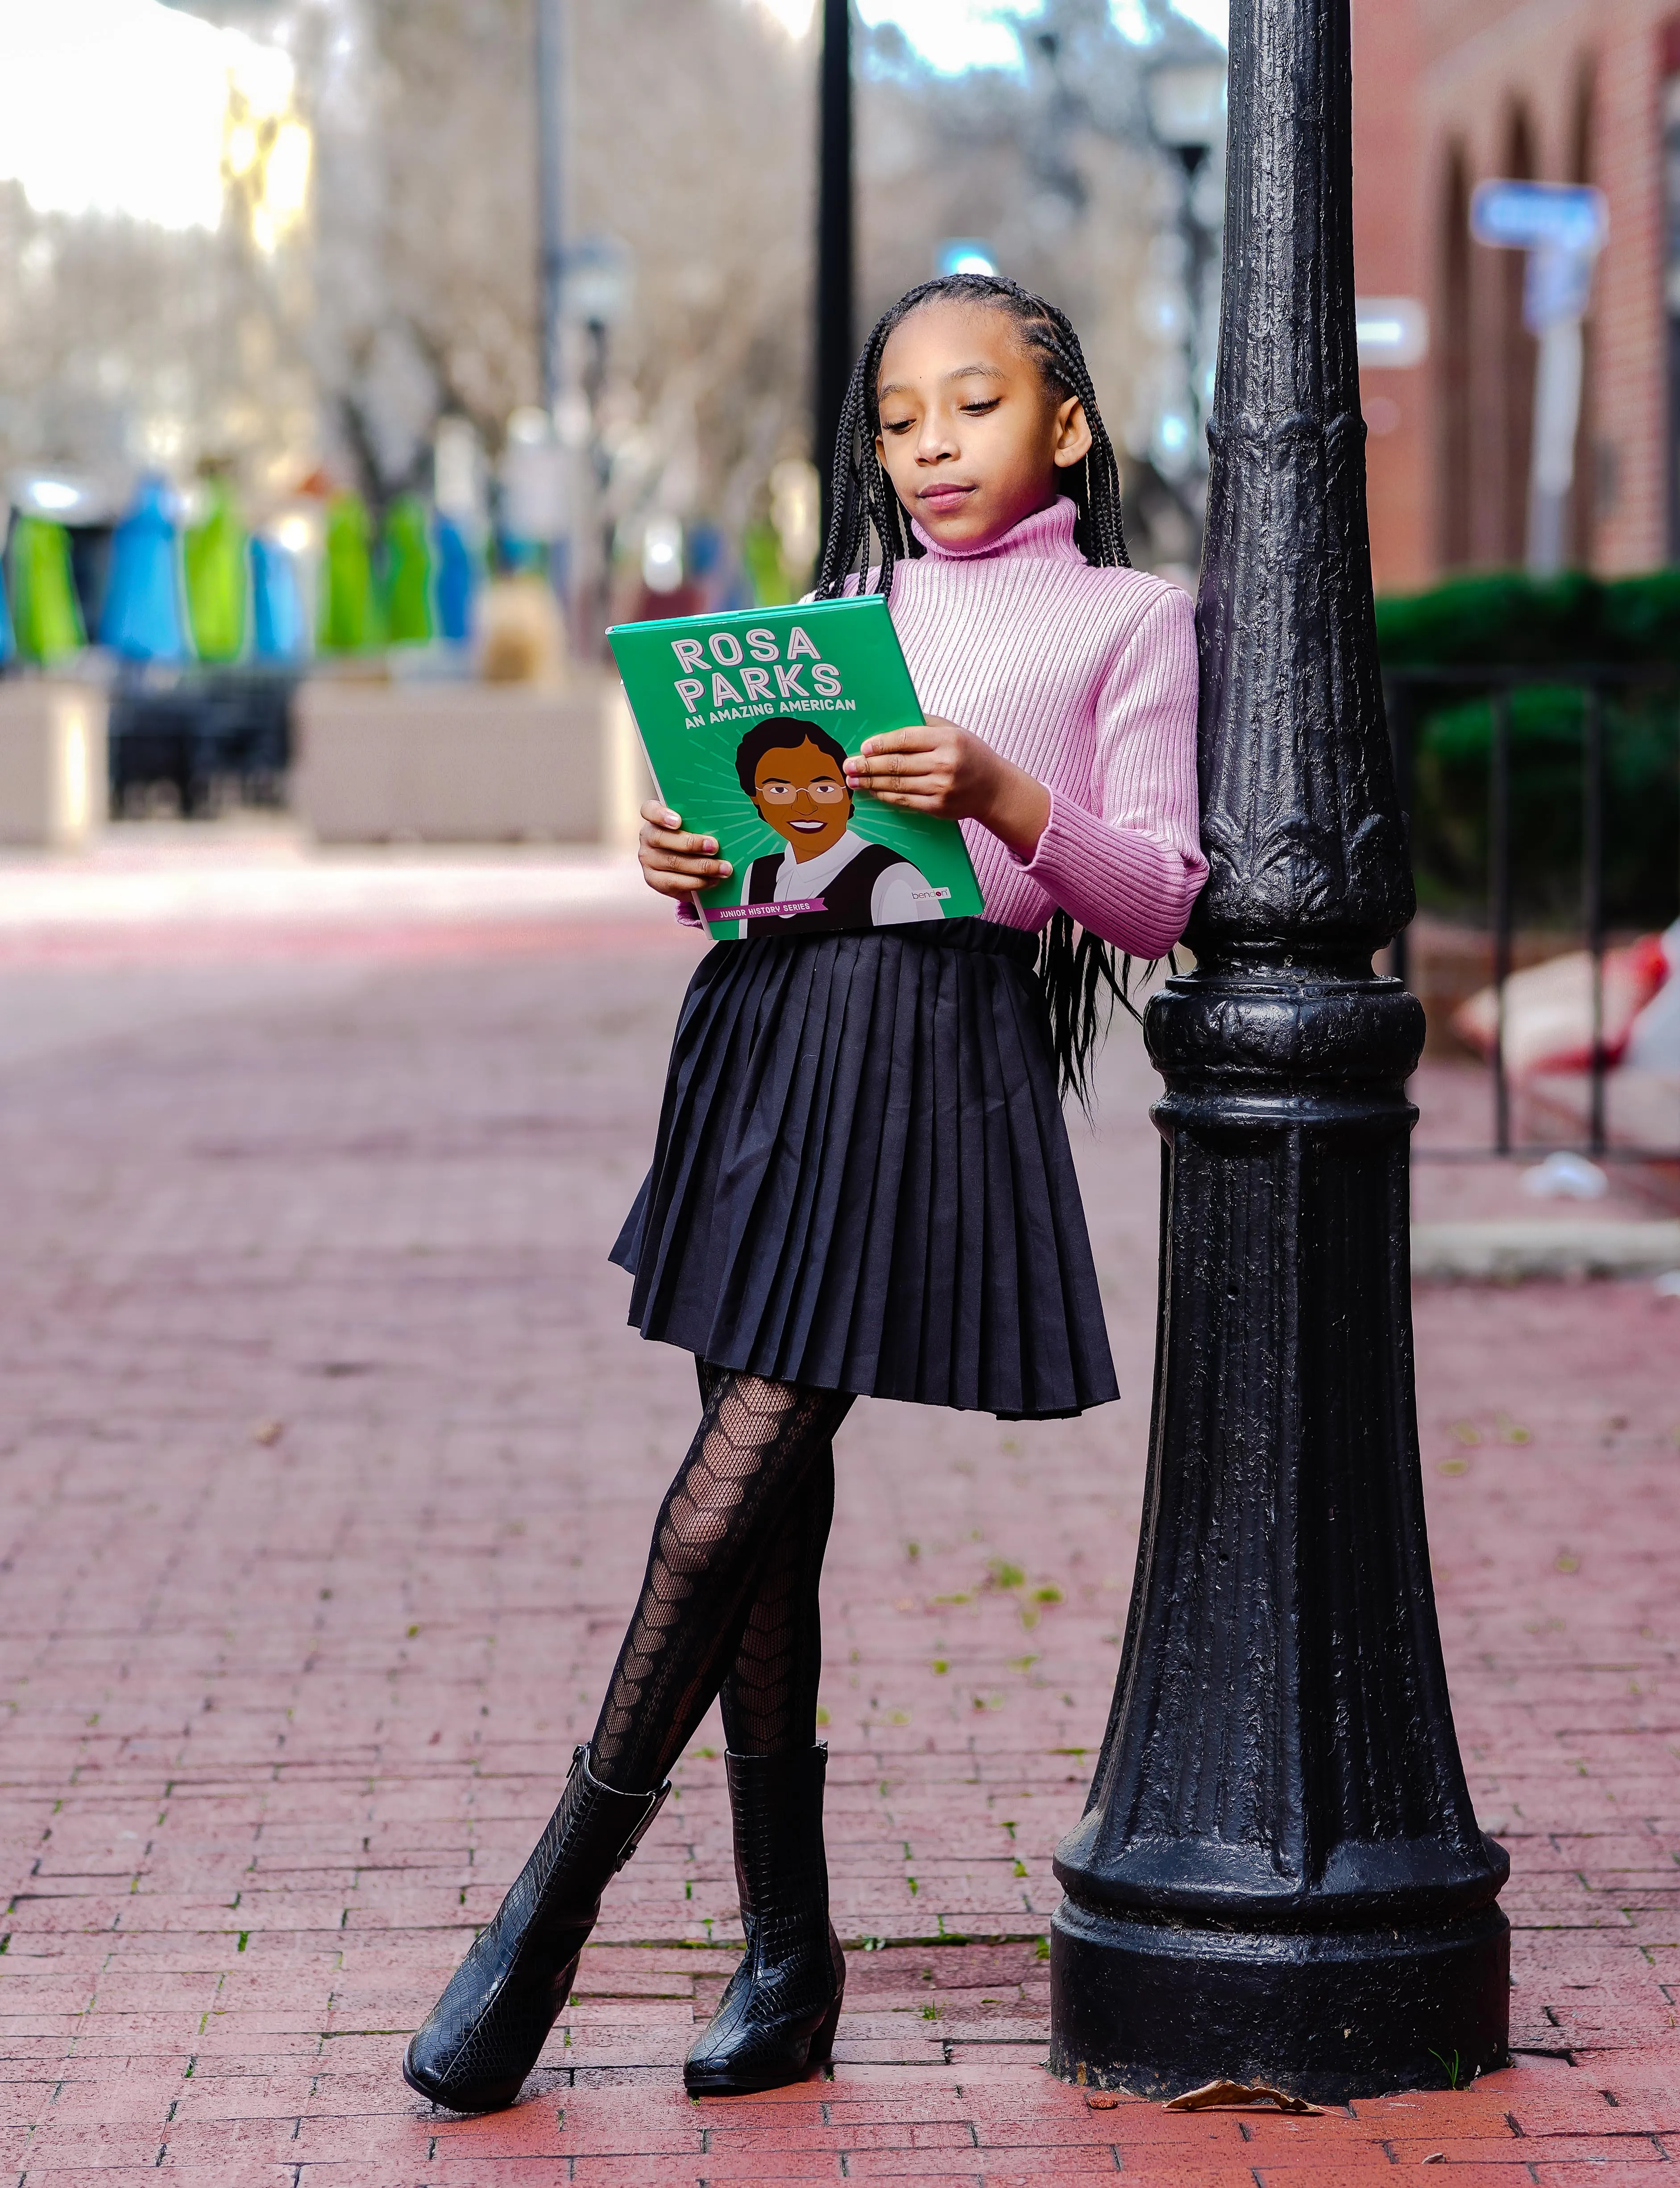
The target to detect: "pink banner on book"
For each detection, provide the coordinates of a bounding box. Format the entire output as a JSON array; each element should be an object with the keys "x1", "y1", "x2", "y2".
[{"x1": 701, "y1": 898, "x2": 826, "y2": 922}]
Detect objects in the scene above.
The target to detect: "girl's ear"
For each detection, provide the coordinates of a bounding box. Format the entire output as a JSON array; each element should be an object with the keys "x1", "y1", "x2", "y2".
[{"x1": 1051, "y1": 394, "x2": 1093, "y2": 470}]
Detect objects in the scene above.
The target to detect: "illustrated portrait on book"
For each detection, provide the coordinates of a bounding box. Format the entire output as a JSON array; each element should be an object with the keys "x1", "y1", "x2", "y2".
[{"x1": 736, "y1": 716, "x2": 945, "y2": 932}]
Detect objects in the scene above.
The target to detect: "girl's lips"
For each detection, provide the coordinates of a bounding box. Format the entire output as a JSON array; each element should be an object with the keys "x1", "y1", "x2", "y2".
[{"x1": 918, "y1": 484, "x2": 975, "y2": 510}]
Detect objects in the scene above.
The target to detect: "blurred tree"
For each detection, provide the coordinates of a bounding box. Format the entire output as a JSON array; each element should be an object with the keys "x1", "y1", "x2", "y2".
[
  {"x1": 301, "y1": 0, "x2": 815, "y2": 548},
  {"x1": 0, "y1": 0, "x2": 1215, "y2": 577}
]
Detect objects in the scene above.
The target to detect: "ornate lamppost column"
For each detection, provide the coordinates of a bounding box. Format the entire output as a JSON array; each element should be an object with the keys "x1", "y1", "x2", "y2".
[{"x1": 1048, "y1": 0, "x2": 1510, "y2": 2103}]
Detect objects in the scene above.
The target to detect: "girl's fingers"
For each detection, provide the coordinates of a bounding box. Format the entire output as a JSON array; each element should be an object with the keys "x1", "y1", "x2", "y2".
[
  {"x1": 645, "y1": 852, "x2": 732, "y2": 878},
  {"x1": 857, "y1": 726, "x2": 936, "y2": 755},
  {"x1": 639, "y1": 853, "x2": 726, "y2": 888},
  {"x1": 850, "y1": 756, "x2": 940, "y2": 787},
  {"x1": 642, "y1": 823, "x2": 721, "y2": 857}
]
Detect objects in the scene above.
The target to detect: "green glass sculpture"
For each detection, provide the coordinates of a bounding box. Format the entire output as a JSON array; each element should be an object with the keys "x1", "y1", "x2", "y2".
[
  {"x1": 383, "y1": 494, "x2": 434, "y2": 646},
  {"x1": 183, "y1": 478, "x2": 248, "y2": 662},
  {"x1": 12, "y1": 515, "x2": 86, "y2": 664},
  {"x1": 319, "y1": 492, "x2": 382, "y2": 652}
]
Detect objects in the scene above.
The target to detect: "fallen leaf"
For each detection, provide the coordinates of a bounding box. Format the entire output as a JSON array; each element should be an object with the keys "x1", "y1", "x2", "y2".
[
  {"x1": 1423, "y1": 2155, "x2": 1445, "y2": 2166},
  {"x1": 1084, "y1": 2091, "x2": 1120, "y2": 2110},
  {"x1": 1164, "y1": 2079, "x2": 1322, "y2": 2116},
  {"x1": 252, "y1": 1418, "x2": 284, "y2": 1446}
]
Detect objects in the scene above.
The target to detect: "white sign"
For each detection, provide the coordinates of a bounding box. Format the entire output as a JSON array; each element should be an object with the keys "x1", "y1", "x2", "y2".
[
  {"x1": 1470, "y1": 180, "x2": 1608, "y2": 257},
  {"x1": 1355, "y1": 297, "x2": 1429, "y2": 369},
  {"x1": 1468, "y1": 183, "x2": 1608, "y2": 577}
]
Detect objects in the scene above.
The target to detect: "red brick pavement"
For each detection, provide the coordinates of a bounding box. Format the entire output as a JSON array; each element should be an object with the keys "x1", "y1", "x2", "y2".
[{"x1": 0, "y1": 904, "x2": 1676, "y2": 2183}]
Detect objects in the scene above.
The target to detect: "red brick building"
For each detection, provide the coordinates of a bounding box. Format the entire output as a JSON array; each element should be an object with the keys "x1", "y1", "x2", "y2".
[{"x1": 1352, "y1": 0, "x2": 1676, "y2": 592}]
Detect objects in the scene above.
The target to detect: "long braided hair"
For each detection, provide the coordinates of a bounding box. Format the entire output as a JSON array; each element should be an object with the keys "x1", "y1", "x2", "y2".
[{"x1": 813, "y1": 272, "x2": 1152, "y2": 1114}]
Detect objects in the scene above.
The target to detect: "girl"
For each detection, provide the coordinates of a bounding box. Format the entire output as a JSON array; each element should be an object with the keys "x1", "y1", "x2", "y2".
[{"x1": 404, "y1": 273, "x2": 1205, "y2": 2114}]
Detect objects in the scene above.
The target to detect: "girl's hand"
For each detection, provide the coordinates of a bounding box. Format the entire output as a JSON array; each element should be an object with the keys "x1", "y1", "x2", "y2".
[
  {"x1": 845, "y1": 718, "x2": 1050, "y2": 860},
  {"x1": 638, "y1": 799, "x2": 733, "y2": 901}
]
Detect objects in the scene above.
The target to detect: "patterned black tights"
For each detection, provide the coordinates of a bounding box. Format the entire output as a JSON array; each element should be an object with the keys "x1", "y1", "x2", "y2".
[{"x1": 588, "y1": 1364, "x2": 848, "y2": 1793}]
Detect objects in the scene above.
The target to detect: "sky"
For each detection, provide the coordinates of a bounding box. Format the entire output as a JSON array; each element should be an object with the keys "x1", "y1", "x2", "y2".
[
  {"x1": 773, "y1": 0, "x2": 1228, "y2": 68},
  {"x1": 0, "y1": 0, "x2": 1226, "y2": 234},
  {"x1": 0, "y1": 0, "x2": 294, "y2": 230}
]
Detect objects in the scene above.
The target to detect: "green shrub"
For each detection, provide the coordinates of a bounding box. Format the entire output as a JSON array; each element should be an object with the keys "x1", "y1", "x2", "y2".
[{"x1": 1377, "y1": 573, "x2": 1680, "y2": 928}]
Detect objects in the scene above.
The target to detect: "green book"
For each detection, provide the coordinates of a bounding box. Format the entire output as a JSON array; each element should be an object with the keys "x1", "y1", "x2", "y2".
[{"x1": 608, "y1": 597, "x2": 983, "y2": 939}]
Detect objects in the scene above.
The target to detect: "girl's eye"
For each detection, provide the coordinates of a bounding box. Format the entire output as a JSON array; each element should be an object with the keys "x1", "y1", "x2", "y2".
[
  {"x1": 962, "y1": 398, "x2": 1001, "y2": 416},
  {"x1": 880, "y1": 416, "x2": 914, "y2": 434}
]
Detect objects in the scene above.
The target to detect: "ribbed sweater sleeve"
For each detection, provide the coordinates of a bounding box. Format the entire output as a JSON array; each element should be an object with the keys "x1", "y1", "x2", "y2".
[{"x1": 1015, "y1": 585, "x2": 1206, "y2": 958}]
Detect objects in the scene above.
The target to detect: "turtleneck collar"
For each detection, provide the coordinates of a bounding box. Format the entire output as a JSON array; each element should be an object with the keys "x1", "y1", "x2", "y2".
[{"x1": 909, "y1": 494, "x2": 1083, "y2": 564}]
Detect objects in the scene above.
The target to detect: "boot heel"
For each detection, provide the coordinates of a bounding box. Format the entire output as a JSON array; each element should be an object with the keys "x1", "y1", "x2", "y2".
[{"x1": 807, "y1": 1991, "x2": 842, "y2": 2068}]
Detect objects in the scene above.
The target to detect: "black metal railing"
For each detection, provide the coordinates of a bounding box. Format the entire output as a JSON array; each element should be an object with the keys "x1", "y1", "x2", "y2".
[{"x1": 1383, "y1": 664, "x2": 1680, "y2": 1164}]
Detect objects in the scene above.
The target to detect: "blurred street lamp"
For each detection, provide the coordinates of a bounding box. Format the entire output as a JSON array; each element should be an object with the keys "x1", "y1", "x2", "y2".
[
  {"x1": 1144, "y1": 61, "x2": 1228, "y2": 172},
  {"x1": 1144, "y1": 58, "x2": 1226, "y2": 497},
  {"x1": 536, "y1": 0, "x2": 567, "y2": 418}
]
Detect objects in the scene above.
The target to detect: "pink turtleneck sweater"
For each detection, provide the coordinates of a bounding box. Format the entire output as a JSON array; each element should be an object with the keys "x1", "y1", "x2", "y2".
[{"x1": 884, "y1": 496, "x2": 1205, "y2": 959}]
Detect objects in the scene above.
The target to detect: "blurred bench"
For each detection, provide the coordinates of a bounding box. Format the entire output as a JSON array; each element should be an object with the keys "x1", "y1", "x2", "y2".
[
  {"x1": 293, "y1": 674, "x2": 629, "y2": 843},
  {"x1": 0, "y1": 680, "x2": 107, "y2": 848}
]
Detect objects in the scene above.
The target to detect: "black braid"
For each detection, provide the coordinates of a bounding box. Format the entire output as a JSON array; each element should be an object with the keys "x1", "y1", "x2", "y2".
[{"x1": 814, "y1": 273, "x2": 1153, "y2": 1115}]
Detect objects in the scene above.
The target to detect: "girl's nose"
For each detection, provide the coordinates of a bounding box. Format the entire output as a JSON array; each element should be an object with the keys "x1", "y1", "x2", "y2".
[{"x1": 916, "y1": 415, "x2": 957, "y2": 465}]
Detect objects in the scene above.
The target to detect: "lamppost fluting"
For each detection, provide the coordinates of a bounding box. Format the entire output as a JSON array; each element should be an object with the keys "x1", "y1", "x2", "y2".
[{"x1": 1048, "y1": 0, "x2": 1510, "y2": 2103}]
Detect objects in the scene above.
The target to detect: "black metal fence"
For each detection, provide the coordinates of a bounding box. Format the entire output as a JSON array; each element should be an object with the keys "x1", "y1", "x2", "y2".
[{"x1": 1383, "y1": 663, "x2": 1680, "y2": 1164}]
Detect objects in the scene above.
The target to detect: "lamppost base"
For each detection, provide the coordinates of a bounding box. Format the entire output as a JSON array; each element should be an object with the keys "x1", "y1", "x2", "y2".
[{"x1": 1048, "y1": 1899, "x2": 1510, "y2": 2103}]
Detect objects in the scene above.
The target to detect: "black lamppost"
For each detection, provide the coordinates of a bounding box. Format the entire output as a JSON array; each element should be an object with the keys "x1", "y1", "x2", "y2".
[
  {"x1": 815, "y1": 0, "x2": 853, "y2": 524},
  {"x1": 1048, "y1": 0, "x2": 1510, "y2": 2104}
]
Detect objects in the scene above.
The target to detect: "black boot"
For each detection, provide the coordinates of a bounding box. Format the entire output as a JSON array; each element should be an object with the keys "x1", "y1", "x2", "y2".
[
  {"x1": 404, "y1": 1744, "x2": 668, "y2": 2114},
  {"x1": 684, "y1": 1745, "x2": 845, "y2": 2097}
]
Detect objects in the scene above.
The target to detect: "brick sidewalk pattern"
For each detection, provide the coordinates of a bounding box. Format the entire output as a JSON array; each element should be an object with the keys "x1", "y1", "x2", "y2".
[{"x1": 0, "y1": 919, "x2": 1676, "y2": 2183}]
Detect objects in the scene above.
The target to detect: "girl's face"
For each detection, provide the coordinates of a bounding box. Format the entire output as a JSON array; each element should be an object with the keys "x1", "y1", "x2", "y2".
[{"x1": 874, "y1": 300, "x2": 1092, "y2": 552}]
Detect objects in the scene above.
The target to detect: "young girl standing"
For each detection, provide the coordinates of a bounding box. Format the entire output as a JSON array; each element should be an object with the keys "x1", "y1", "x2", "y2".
[{"x1": 404, "y1": 273, "x2": 1205, "y2": 2114}]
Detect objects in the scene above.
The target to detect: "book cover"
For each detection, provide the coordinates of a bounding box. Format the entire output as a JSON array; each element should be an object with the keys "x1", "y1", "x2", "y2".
[{"x1": 608, "y1": 596, "x2": 984, "y2": 939}]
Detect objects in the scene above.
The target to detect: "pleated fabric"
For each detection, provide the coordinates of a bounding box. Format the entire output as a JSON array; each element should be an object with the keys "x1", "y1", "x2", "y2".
[{"x1": 610, "y1": 920, "x2": 1118, "y2": 1420}]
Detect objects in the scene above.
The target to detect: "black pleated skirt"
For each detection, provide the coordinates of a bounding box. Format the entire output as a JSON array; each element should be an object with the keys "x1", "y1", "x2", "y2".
[{"x1": 610, "y1": 918, "x2": 1118, "y2": 1420}]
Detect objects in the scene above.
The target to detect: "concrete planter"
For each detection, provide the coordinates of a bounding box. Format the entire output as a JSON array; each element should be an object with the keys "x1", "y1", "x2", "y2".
[
  {"x1": 294, "y1": 675, "x2": 640, "y2": 844},
  {"x1": 0, "y1": 681, "x2": 108, "y2": 848}
]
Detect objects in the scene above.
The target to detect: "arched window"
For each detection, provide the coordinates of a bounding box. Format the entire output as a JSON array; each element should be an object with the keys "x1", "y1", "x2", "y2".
[
  {"x1": 1438, "y1": 141, "x2": 1473, "y2": 569},
  {"x1": 1663, "y1": 21, "x2": 1680, "y2": 561},
  {"x1": 1568, "y1": 61, "x2": 1596, "y2": 568},
  {"x1": 1495, "y1": 104, "x2": 1538, "y2": 568}
]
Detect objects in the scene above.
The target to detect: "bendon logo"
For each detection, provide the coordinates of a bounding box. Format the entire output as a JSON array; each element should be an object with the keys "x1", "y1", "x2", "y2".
[{"x1": 670, "y1": 626, "x2": 846, "y2": 721}]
